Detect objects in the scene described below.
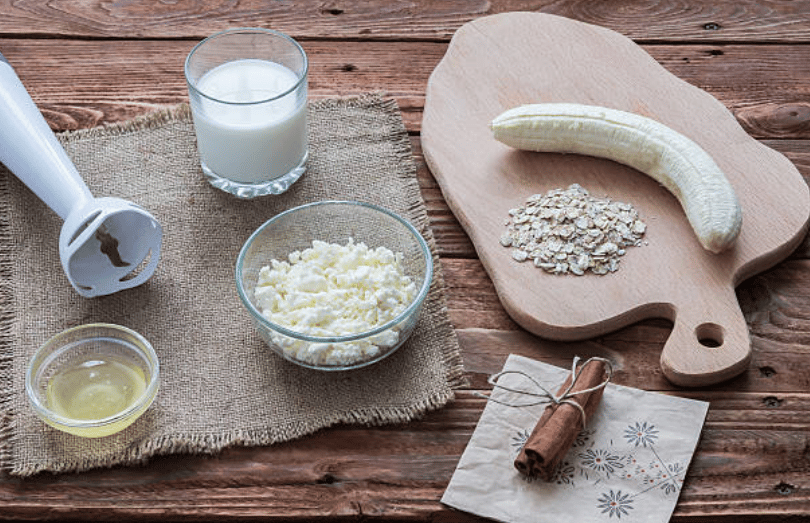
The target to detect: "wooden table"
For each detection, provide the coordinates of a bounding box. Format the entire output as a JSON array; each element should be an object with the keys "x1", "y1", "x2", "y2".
[{"x1": 2, "y1": 2, "x2": 810, "y2": 520}]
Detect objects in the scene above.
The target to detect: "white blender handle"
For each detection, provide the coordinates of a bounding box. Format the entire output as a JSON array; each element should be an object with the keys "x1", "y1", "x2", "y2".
[{"x1": 0, "y1": 51, "x2": 92, "y2": 221}]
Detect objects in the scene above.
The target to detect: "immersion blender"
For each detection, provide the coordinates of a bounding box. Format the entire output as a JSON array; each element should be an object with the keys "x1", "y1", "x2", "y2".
[{"x1": 0, "y1": 51, "x2": 162, "y2": 297}]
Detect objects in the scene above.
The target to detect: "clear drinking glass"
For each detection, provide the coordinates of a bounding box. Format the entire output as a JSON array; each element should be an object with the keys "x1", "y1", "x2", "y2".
[{"x1": 185, "y1": 28, "x2": 308, "y2": 199}]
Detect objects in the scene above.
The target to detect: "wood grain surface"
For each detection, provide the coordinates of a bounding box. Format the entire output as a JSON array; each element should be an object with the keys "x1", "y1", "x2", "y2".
[
  {"x1": 421, "y1": 12, "x2": 810, "y2": 386},
  {"x1": 3, "y1": 1, "x2": 810, "y2": 521}
]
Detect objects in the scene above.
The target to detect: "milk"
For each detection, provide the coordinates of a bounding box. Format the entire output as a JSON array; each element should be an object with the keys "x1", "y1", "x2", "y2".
[{"x1": 192, "y1": 59, "x2": 307, "y2": 184}]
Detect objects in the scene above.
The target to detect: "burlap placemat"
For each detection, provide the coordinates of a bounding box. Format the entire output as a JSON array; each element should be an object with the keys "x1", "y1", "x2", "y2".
[{"x1": 0, "y1": 93, "x2": 465, "y2": 476}]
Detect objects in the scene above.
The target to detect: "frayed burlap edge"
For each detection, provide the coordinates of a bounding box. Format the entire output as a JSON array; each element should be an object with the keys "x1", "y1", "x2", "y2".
[
  {"x1": 2, "y1": 93, "x2": 467, "y2": 476},
  {"x1": 362, "y1": 94, "x2": 467, "y2": 393},
  {"x1": 0, "y1": 142, "x2": 13, "y2": 471}
]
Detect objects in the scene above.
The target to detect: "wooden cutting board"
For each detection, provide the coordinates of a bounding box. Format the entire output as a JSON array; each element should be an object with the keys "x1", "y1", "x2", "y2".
[{"x1": 421, "y1": 12, "x2": 810, "y2": 387}]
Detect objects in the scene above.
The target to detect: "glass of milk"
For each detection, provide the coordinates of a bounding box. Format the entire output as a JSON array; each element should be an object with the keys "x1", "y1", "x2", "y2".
[{"x1": 185, "y1": 28, "x2": 308, "y2": 198}]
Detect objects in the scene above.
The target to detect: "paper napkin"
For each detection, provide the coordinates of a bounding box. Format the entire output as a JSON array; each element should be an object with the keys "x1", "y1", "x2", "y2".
[{"x1": 442, "y1": 354, "x2": 708, "y2": 522}]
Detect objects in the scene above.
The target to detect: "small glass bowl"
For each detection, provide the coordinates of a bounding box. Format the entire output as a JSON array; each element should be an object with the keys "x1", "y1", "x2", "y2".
[
  {"x1": 25, "y1": 323, "x2": 160, "y2": 438},
  {"x1": 236, "y1": 200, "x2": 433, "y2": 371}
]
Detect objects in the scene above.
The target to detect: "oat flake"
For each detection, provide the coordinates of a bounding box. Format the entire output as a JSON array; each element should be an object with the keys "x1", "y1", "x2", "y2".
[{"x1": 501, "y1": 184, "x2": 646, "y2": 275}]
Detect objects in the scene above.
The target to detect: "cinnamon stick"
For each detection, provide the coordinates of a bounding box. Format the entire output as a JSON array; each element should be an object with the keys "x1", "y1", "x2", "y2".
[{"x1": 514, "y1": 359, "x2": 608, "y2": 480}]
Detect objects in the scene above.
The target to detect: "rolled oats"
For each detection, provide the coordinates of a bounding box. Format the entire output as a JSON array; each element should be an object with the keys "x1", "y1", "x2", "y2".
[{"x1": 501, "y1": 184, "x2": 646, "y2": 276}]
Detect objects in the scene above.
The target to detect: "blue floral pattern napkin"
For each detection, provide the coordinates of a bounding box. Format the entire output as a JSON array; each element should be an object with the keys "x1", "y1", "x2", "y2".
[{"x1": 442, "y1": 354, "x2": 708, "y2": 522}]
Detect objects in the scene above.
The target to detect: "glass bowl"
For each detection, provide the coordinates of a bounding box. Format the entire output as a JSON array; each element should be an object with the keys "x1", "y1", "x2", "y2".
[
  {"x1": 25, "y1": 323, "x2": 160, "y2": 438},
  {"x1": 236, "y1": 200, "x2": 433, "y2": 371}
]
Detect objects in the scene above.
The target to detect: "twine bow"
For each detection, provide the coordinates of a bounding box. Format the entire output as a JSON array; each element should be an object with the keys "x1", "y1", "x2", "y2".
[{"x1": 477, "y1": 356, "x2": 613, "y2": 429}]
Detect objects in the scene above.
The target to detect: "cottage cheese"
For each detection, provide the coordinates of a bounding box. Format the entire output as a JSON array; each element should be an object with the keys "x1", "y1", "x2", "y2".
[{"x1": 254, "y1": 239, "x2": 418, "y2": 366}]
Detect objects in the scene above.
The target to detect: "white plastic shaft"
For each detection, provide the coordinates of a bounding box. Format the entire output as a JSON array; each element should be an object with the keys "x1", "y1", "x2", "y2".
[{"x1": 0, "y1": 52, "x2": 91, "y2": 220}]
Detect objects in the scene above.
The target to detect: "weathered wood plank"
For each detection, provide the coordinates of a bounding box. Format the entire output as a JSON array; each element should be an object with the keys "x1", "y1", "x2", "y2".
[
  {"x1": 456, "y1": 318, "x2": 810, "y2": 395},
  {"x1": 442, "y1": 256, "x2": 810, "y2": 393},
  {"x1": 0, "y1": 0, "x2": 810, "y2": 43},
  {"x1": 2, "y1": 391, "x2": 809, "y2": 521},
  {"x1": 2, "y1": 8, "x2": 809, "y2": 519},
  {"x1": 10, "y1": 39, "x2": 809, "y2": 260},
  {"x1": 0, "y1": 40, "x2": 808, "y2": 140}
]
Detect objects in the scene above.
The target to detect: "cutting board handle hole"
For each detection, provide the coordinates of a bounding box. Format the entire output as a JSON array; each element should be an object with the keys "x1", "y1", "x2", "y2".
[{"x1": 695, "y1": 322, "x2": 724, "y2": 348}]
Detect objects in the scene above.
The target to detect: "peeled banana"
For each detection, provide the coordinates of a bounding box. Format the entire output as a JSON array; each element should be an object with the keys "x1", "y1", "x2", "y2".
[{"x1": 490, "y1": 103, "x2": 742, "y2": 253}]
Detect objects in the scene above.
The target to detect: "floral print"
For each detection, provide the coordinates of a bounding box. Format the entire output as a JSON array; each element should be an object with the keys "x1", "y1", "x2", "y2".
[
  {"x1": 597, "y1": 490, "x2": 634, "y2": 518},
  {"x1": 574, "y1": 428, "x2": 596, "y2": 447},
  {"x1": 511, "y1": 428, "x2": 531, "y2": 453},
  {"x1": 512, "y1": 420, "x2": 686, "y2": 519},
  {"x1": 552, "y1": 460, "x2": 576, "y2": 486},
  {"x1": 624, "y1": 421, "x2": 659, "y2": 447},
  {"x1": 579, "y1": 448, "x2": 625, "y2": 477}
]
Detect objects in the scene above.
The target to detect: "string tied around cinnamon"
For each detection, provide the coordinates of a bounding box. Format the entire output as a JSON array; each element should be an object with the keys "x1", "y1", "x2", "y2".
[{"x1": 476, "y1": 356, "x2": 613, "y2": 429}]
